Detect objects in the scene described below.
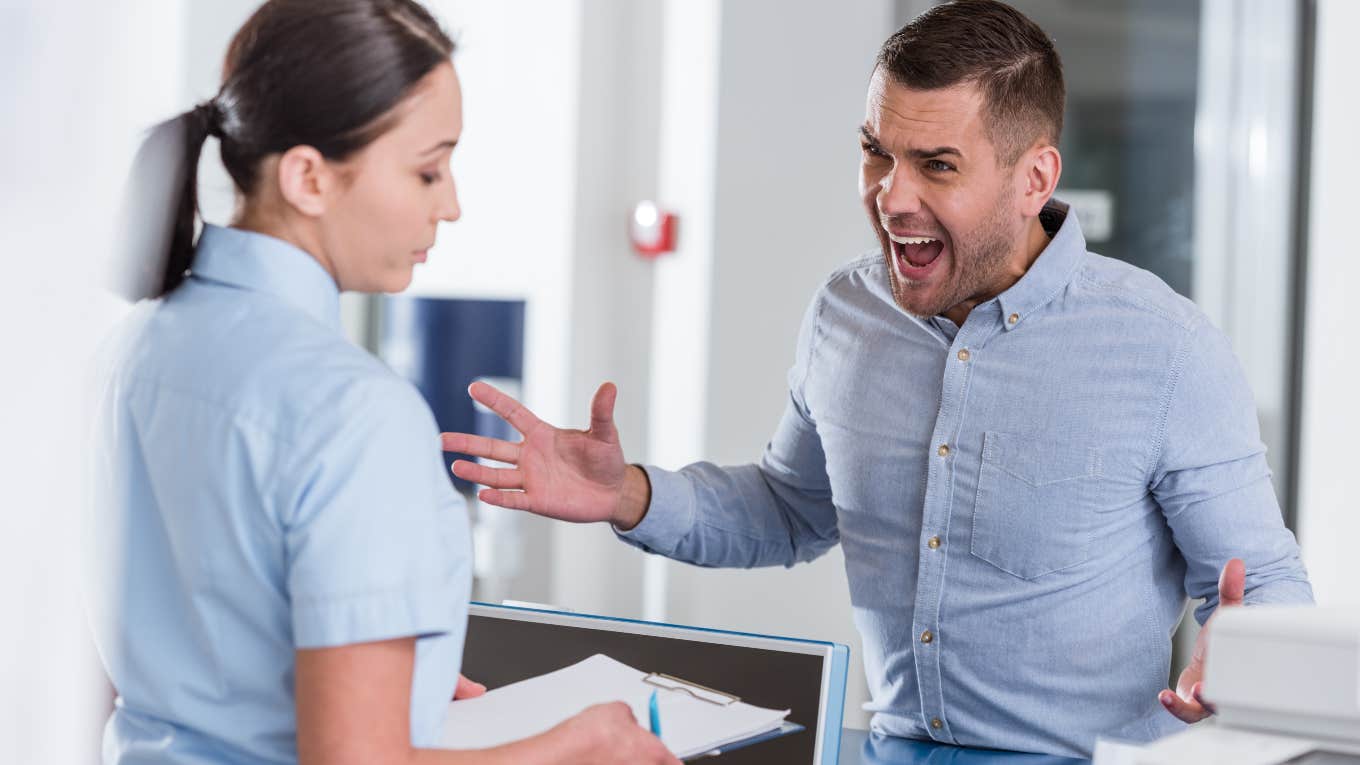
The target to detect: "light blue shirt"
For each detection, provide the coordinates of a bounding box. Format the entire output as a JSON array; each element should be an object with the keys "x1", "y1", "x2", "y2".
[
  {"x1": 89, "y1": 225, "x2": 471, "y2": 764},
  {"x1": 618, "y1": 202, "x2": 1313, "y2": 757}
]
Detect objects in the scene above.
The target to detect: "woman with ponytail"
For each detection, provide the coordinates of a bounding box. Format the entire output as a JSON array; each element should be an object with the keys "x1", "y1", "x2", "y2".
[{"x1": 90, "y1": 2, "x2": 676, "y2": 764}]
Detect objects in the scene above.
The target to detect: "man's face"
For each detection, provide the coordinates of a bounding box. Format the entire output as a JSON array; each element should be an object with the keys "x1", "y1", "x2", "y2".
[{"x1": 859, "y1": 70, "x2": 1028, "y2": 319}]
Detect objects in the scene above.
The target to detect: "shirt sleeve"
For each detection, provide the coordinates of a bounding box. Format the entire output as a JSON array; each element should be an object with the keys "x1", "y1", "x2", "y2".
[
  {"x1": 616, "y1": 289, "x2": 840, "y2": 568},
  {"x1": 281, "y1": 375, "x2": 469, "y2": 649},
  {"x1": 1150, "y1": 318, "x2": 1313, "y2": 624}
]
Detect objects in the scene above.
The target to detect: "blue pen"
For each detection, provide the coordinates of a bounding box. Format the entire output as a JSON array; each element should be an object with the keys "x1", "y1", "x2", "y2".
[{"x1": 648, "y1": 689, "x2": 663, "y2": 738}]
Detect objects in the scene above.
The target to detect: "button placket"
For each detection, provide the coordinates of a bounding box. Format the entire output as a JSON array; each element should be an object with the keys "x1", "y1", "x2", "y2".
[{"x1": 911, "y1": 325, "x2": 979, "y2": 747}]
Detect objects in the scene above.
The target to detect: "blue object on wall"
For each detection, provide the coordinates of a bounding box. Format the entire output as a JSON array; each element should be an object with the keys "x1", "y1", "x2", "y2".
[{"x1": 379, "y1": 296, "x2": 526, "y2": 491}]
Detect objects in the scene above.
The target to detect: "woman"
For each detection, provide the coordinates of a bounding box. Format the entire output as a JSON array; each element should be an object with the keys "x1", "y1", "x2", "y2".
[{"x1": 89, "y1": 2, "x2": 676, "y2": 763}]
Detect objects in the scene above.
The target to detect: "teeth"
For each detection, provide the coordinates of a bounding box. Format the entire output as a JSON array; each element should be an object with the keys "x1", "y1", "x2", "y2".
[{"x1": 887, "y1": 233, "x2": 938, "y2": 246}]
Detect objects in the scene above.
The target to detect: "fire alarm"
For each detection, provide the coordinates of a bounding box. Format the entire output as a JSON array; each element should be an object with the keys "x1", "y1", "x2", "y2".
[{"x1": 630, "y1": 200, "x2": 677, "y2": 258}]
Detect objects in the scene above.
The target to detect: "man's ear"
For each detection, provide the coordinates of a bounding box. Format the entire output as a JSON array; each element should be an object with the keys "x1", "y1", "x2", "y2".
[
  {"x1": 1018, "y1": 144, "x2": 1062, "y2": 217},
  {"x1": 276, "y1": 145, "x2": 333, "y2": 218}
]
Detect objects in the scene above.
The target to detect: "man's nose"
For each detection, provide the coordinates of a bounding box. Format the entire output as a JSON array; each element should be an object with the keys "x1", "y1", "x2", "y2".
[{"x1": 877, "y1": 166, "x2": 922, "y2": 218}]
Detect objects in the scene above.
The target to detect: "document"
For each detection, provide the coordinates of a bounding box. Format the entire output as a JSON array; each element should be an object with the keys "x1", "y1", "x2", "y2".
[{"x1": 438, "y1": 653, "x2": 791, "y2": 759}]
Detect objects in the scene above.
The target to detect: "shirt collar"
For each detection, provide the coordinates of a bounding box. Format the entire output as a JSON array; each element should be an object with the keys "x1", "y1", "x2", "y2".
[
  {"x1": 994, "y1": 198, "x2": 1086, "y2": 332},
  {"x1": 189, "y1": 224, "x2": 342, "y2": 331}
]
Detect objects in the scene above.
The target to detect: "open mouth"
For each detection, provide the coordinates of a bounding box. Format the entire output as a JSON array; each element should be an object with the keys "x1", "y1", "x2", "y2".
[{"x1": 886, "y1": 232, "x2": 945, "y2": 279}]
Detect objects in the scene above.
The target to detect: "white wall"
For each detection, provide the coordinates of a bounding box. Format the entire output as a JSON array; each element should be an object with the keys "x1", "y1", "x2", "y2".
[
  {"x1": 1295, "y1": 0, "x2": 1360, "y2": 607},
  {"x1": 653, "y1": 0, "x2": 895, "y2": 730},
  {"x1": 2, "y1": 0, "x2": 188, "y2": 760}
]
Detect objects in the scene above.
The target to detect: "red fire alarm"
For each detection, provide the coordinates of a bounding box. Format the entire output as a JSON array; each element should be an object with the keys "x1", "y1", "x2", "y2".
[{"x1": 630, "y1": 200, "x2": 677, "y2": 258}]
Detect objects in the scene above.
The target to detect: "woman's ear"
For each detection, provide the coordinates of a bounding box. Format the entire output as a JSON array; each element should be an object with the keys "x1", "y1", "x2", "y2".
[
  {"x1": 1018, "y1": 144, "x2": 1062, "y2": 217},
  {"x1": 276, "y1": 145, "x2": 332, "y2": 218}
]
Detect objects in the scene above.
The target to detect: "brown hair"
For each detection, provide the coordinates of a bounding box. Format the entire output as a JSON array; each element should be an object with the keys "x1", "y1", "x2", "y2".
[
  {"x1": 876, "y1": 0, "x2": 1064, "y2": 166},
  {"x1": 157, "y1": 0, "x2": 455, "y2": 297}
]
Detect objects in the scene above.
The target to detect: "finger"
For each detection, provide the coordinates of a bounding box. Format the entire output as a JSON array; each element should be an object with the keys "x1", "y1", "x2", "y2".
[
  {"x1": 451, "y1": 460, "x2": 524, "y2": 490},
  {"x1": 1158, "y1": 689, "x2": 1210, "y2": 723},
  {"x1": 453, "y1": 674, "x2": 487, "y2": 700},
  {"x1": 468, "y1": 381, "x2": 543, "y2": 436},
  {"x1": 1218, "y1": 557, "x2": 1246, "y2": 607},
  {"x1": 441, "y1": 432, "x2": 522, "y2": 463},
  {"x1": 589, "y1": 382, "x2": 619, "y2": 440},
  {"x1": 1191, "y1": 681, "x2": 1217, "y2": 715},
  {"x1": 478, "y1": 488, "x2": 533, "y2": 512}
]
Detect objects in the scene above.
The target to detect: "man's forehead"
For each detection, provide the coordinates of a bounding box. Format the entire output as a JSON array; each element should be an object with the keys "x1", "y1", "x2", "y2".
[{"x1": 864, "y1": 72, "x2": 986, "y2": 143}]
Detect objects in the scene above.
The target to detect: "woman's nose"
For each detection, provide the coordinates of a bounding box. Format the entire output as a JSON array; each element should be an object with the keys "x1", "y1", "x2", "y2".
[{"x1": 438, "y1": 175, "x2": 461, "y2": 223}]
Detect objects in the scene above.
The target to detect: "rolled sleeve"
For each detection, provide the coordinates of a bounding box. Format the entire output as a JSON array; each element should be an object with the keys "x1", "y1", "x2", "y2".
[
  {"x1": 614, "y1": 465, "x2": 698, "y2": 556},
  {"x1": 284, "y1": 376, "x2": 469, "y2": 648}
]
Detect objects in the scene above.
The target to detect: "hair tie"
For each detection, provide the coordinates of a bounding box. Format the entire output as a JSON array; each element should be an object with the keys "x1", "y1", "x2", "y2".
[{"x1": 191, "y1": 99, "x2": 224, "y2": 139}]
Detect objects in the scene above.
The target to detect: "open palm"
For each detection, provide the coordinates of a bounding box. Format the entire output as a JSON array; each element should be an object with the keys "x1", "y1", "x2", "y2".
[{"x1": 440, "y1": 380, "x2": 628, "y2": 524}]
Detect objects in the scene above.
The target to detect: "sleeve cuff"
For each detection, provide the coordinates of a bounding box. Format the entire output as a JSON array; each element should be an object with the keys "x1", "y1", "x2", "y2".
[
  {"x1": 292, "y1": 579, "x2": 461, "y2": 649},
  {"x1": 612, "y1": 465, "x2": 696, "y2": 556}
]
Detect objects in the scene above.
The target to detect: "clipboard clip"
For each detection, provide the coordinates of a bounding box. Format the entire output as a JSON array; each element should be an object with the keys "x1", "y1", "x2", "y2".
[{"x1": 642, "y1": 672, "x2": 741, "y2": 706}]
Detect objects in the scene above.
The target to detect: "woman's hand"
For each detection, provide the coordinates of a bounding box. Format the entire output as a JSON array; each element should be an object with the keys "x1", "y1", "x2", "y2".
[
  {"x1": 544, "y1": 702, "x2": 679, "y2": 765},
  {"x1": 453, "y1": 674, "x2": 486, "y2": 700}
]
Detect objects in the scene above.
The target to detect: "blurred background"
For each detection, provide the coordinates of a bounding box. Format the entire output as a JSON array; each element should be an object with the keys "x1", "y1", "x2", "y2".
[{"x1": 2, "y1": 0, "x2": 1356, "y2": 760}]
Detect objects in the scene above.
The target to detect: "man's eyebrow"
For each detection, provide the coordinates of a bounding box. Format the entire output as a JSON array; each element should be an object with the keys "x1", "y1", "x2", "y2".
[
  {"x1": 419, "y1": 139, "x2": 458, "y2": 156},
  {"x1": 906, "y1": 146, "x2": 962, "y2": 160},
  {"x1": 859, "y1": 127, "x2": 963, "y2": 161}
]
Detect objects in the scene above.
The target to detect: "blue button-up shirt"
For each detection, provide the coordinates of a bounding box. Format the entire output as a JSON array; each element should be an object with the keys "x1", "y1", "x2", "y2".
[
  {"x1": 619, "y1": 203, "x2": 1312, "y2": 757},
  {"x1": 88, "y1": 225, "x2": 471, "y2": 764}
]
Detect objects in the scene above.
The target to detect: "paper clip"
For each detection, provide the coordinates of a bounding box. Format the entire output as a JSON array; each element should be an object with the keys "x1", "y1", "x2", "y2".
[{"x1": 642, "y1": 672, "x2": 741, "y2": 707}]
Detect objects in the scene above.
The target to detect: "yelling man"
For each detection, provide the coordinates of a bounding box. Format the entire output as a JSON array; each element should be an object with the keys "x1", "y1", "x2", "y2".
[{"x1": 442, "y1": 0, "x2": 1313, "y2": 756}]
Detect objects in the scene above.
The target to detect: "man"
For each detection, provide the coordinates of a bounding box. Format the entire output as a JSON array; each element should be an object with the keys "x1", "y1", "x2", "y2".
[{"x1": 442, "y1": 0, "x2": 1313, "y2": 756}]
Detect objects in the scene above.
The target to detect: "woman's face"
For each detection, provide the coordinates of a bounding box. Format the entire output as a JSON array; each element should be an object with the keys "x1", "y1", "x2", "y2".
[{"x1": 320, "y1": 61, "x2": 463, "y2": 293}]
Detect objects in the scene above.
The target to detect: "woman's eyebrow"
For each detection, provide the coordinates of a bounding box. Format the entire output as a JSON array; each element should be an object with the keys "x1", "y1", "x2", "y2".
[{"x1": 419, "y1": 139, "x2": 458, "y2": 156}]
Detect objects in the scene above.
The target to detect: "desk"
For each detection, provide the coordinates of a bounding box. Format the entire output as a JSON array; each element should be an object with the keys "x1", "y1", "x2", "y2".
[{"x1": 835, "y1": 729, "x2": 1091, "y2": 765}]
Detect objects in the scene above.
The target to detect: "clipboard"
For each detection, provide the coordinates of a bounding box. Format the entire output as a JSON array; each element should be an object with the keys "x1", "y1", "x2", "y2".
[
  {"x1": 639, "y1": 670, "x2": 808, "y2": 760},
  {"x1": 461, "y1": 602, "x2": 850, "y2": 763}
]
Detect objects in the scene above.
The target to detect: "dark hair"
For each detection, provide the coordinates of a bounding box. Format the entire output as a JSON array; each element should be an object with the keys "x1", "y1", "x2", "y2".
[
  {"x1": 876, "y1": 0, "x2": 1064, "y2": 166},
  {"x1": 156, "y1": 0, "x2": 455, "y2": 297}
]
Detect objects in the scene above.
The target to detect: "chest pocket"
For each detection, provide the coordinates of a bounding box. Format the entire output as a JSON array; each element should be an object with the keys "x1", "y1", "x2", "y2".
[{"x1": 970, "y1": 431, "x2": 1104, "y2": 580}]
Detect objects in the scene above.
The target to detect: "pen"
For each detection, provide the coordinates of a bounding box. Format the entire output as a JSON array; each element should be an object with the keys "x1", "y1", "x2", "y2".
[{"x1": 649, "y1": 689, "x2": 663, "y2": 738}]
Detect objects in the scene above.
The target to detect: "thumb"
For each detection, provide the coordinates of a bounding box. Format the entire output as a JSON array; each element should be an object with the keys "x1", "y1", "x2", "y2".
[
  {"x1": 1218, "y1": 557, "x2": 1246, "y2": 608},
  {"x1": 589, "y1": 382, "x2": 619, "y2": 441}
]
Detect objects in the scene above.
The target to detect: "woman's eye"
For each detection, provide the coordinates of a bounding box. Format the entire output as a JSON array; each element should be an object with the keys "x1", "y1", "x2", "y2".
[{"x1": 419, "y1": 171, "x2": 440, "y2": 185}]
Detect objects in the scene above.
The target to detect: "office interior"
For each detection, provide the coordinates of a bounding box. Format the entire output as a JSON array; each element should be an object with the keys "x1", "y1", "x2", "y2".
[{"x1": 1, "y1": 0, "x2": 1356, "y2": 761}]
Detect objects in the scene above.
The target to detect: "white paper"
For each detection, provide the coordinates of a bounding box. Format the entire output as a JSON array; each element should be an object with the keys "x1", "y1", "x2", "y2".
[{"x1": 438, "y1": 654, "x2": 789, "y2": 758}]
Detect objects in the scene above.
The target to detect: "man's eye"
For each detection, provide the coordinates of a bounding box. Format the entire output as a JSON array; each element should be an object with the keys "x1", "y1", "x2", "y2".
[
  {"x1": 860, "y1": 142, "x2": 888, "y2": 159},
  {"x1": 926, "y1": 160, "x2": 954, "y2": 173}
]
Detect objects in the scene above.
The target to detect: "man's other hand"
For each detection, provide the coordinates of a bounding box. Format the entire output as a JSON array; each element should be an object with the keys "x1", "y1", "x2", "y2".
[{"x1": 1159, "y1": 557, "x2": 1245, "y2": 723}]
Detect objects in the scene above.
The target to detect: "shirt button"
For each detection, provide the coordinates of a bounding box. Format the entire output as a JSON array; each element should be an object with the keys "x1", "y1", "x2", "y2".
[
  {"x1": 921, "y1": 630, "x2": 934, "y2": 644},
  {"x1": 927, "y1": 536, "x2": 941, "y2": 550},
  {"x1": 1008, "y1": 313, "x2": 1020, "y2": 325},
  {"x1": 931, "y1": 718, "x2": 943, "y2": 730},
  {"x1": 957, "y1": 348, "x2": 971, "y2": 362},
  {"x1": 937, "y1": 444, "x2": 950, "y2": 458}
]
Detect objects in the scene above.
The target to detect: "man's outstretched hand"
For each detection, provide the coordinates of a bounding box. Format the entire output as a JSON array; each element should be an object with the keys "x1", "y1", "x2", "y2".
[
  {"x1": 1159, "y1": 557, "x2": 1245, "y2": 723},
  {"x1": 440, "y1": 381, "x2": 651, "y2": 529}
]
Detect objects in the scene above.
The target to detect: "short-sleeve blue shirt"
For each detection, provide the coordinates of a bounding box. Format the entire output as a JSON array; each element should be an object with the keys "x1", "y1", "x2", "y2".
[{"x1": 89, "y1": 225, "x2": 471, "y2": 764}]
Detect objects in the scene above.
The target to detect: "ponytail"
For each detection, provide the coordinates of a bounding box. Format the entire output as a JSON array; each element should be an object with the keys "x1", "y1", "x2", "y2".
[
  {"x1": 108, "y1": 100, "x2": 223, "y2": 302},
  {"x1": 160, "y1": 100, "x2": 221, "y2": 297}
]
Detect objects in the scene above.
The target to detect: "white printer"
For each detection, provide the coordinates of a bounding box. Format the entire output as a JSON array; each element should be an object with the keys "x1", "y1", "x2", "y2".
[{"x1": 1094, "y1": 605, "x2": 1360, "y2": 765}]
